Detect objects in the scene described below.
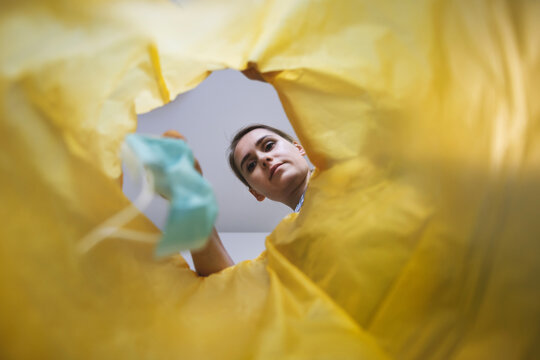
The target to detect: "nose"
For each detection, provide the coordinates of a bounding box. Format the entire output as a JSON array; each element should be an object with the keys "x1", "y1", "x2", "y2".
[{"x1": 259, "y1": 154, "x2": 273, "y2": 168}]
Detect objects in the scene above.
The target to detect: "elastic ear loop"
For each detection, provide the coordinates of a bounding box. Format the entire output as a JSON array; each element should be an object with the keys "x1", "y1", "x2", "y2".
[{"x1": 77, "y1": 143, "x2": 160, "y2": 254}]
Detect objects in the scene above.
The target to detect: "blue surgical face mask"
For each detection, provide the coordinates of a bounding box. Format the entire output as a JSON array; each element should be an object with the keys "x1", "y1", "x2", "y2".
[{"x1": 123, "y1": 134, "x2": 218, "y2": 256}]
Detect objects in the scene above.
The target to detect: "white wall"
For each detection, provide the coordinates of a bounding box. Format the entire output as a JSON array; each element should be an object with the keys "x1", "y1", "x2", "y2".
[
  {"x1": 126, "y1": 69, "x2": 296, "y2": 233},
  {"x1": 123, "y1": 69, "x2": 297, "y2": 265}
]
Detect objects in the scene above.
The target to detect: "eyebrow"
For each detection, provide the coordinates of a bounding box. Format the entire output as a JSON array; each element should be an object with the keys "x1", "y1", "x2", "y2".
[{"x1": 240, "y1": 135, "x2": 271, "y2": 172}]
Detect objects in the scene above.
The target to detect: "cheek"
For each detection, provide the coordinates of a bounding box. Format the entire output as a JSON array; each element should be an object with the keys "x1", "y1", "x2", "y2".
[
  {"x1": 257, "y1": 168, "x2": 268, "y2": 180},
  {"x1": 248, "y1": 168, "x2": 265, "y2": 183}
]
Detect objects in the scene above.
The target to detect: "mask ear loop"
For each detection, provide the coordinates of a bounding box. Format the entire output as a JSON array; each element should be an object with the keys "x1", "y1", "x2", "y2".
[{"x1": 77, "y1": 142, "x2": 160, "y2": 254}]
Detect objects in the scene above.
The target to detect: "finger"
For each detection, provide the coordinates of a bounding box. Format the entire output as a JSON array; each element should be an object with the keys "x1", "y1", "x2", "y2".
[
  {"x1": 162, "y1": 130, "x2": 186, "y2": 140},
  {"x1": 241, "y1": 68, "x2": 266, "y2": 82},
  {"x1": 193, "y1": 159, "x2": 203, "y2": 175}
]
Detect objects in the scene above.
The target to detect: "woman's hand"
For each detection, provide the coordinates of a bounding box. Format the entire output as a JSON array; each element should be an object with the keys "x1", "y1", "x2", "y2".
[
  {"x1": 161, "y1": 129, "x2": 234, "y2": 276},
  {"x1": 162, "y1": 130, "x2": 203, "y2": 174},
  {"x1": 241, "y1": 68, "x2": 266, "y2": 82}
]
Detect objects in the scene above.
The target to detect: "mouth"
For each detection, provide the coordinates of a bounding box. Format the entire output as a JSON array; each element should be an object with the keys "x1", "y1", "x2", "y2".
[{"x1": 269, "y1": 163, "x2": 283, "y2": 180}]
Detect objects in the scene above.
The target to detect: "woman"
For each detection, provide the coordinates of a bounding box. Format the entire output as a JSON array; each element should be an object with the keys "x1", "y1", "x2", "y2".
[{"x1": 163, "y1": 124, "x2": 311, "y2": 276}]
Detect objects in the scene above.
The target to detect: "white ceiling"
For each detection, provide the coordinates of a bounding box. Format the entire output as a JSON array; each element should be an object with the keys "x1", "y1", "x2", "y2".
[{"x1": 122, "y1": 69, "x2": 297, "y2": 233}]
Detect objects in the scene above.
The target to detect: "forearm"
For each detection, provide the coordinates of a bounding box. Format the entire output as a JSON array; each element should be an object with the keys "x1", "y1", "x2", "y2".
[
  {"x1": 190, "y1": 228, "x2": 234, "y2": 276},
  {"x1": 159, "y1": 130, "x2": 231, "y2": 276}
]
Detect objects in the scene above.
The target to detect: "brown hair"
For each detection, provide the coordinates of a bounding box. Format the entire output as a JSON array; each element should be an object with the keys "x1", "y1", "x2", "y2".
[{"x1": 228, "y1": 124, "x2": 295, "y2": 187}]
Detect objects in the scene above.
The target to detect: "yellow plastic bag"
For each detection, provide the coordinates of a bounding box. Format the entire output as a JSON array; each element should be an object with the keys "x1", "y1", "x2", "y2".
[{"x1": 1, "y1": 0, "x2": 539, "y2": 358}]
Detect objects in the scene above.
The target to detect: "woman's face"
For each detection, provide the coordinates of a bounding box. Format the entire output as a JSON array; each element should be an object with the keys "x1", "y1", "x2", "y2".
[{"x1": 233, "y1": 128, "x2": 309, "y2": 203}]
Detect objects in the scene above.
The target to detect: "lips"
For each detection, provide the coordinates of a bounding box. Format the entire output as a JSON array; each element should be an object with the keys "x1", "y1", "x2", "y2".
[{"x1": 269, "y1": 163, "x2": 283, "y2": 180}]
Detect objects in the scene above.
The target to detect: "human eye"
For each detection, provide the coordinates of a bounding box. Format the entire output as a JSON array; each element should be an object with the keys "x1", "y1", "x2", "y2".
[
  {"x1": 264, "y1": 140, "x2": 275, "y2": 151},
  {"x1": 246, "y1": 160, "x2": 256, "y2": 173}
]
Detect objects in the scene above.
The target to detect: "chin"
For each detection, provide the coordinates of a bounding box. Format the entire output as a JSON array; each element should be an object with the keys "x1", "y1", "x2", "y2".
[{"x1": 278, "y1": 171, "x2": 303, "y2": 188}]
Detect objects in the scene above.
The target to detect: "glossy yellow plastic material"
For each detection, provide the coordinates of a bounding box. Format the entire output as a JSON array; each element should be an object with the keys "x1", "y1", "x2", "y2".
[{"x1": 1, "y1": 0, "x2": 539, "y2": 359}]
